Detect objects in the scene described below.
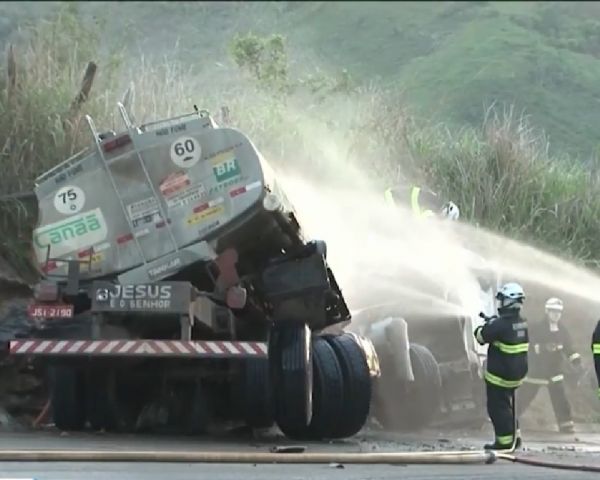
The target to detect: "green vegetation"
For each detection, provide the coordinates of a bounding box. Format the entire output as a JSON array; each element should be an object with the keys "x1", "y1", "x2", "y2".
[
  {"x1": 3, "y1": 4, "x2": 600, "y2": 279},
  {"x1": 4, "y1": 2, "x2": 600, "y2": 158}
]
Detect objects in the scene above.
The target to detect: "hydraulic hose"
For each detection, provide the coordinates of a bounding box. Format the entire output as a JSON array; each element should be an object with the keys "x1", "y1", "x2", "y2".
[{"x1": 0, "y1": 449, "x2": 496, "y2": 464}]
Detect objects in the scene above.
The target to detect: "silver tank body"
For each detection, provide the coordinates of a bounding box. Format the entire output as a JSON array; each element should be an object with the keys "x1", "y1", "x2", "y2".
[{"x1": 32, "y1": 106, "x2": 299, "y2": 284}]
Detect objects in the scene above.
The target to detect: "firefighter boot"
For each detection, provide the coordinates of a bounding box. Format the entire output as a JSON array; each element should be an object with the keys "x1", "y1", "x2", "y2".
[
  {"x1": 484, "y1": 441, "x2": 513, "y2": 451},
  {"x1": 484, "y1": 431, "x2": 522, "y2": 451},
  {"x1": 559, "y1": 421, "x2": 575, "y2": 434}
]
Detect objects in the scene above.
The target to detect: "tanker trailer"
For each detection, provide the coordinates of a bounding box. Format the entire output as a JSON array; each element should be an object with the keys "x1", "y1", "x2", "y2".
[{"x1": 8, "y1": 103, "x2": 378, "y2": 439}]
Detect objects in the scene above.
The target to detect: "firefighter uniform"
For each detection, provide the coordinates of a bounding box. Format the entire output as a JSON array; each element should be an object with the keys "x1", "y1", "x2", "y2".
[
  {"x1": 475, "y1": 303, "x2": 528, "y2": 450},
  {"x1": 593, "y1": 320, "x2": 600, "y2": 399},
  {"x1": 383, "y1": 185, "x2": 439, "y2": 218},
  {"x1": 518, "y1": 319, "x2": 581, "y2": 433}
]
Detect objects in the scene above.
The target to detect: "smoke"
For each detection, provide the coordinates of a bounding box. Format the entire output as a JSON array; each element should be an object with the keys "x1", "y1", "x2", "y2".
[
  {"x1": 269, "y1": 103, "x2": 600, "y2": 332},
  {"x1": 279, "y1": 174, "x2": 484, "y2": 317},
  {"x1": 267, "y1": 105, "x2": 486, "y2": 322}
]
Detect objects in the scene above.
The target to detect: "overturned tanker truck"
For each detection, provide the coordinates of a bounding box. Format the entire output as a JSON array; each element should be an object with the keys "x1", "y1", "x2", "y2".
[{"x1": 9, "y1": 103, "x2": 379, "y2": 438}]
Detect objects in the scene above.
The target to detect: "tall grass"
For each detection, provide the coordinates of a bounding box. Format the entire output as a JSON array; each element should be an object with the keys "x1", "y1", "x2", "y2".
[{"x1": 2, "y1": 8, "x2": 600, "y2": 280}]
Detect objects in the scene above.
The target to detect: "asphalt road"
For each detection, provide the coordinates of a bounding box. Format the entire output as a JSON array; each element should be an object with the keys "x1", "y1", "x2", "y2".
[
  {"x1": 0, "y1": 429, "x2": 598, "y2": 480},
  {"x1": 0, "y1": 462, "x2": 598, "y2": 480}
]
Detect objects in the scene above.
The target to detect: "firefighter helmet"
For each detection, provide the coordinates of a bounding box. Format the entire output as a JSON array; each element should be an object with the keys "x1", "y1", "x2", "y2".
[
  {"x1": 496, "y1": 282, "x2": 525, "y2": 310},
  {"x1": 545, "y1": 297, "x2": 563, "y2": 328},
  {"x1": 545, "y1": 297, "x2": 564, "y2": 312},
  {"x1": 441, "y1": 201, "x2": 460, "y2": 221}
]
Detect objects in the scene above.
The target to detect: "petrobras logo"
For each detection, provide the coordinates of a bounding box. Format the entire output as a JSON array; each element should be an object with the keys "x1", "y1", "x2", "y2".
[
  {"x1": 33, "y1": 208, "x2": 108, "y2": 259},
  {"x1": 211, "y1": 149, "x2": 241, "y2": 182}
]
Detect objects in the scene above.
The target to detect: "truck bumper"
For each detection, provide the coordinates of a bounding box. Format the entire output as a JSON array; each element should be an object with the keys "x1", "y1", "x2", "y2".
[{"x1": 9, "y1": 339, "x2": 267, "y2": 358}]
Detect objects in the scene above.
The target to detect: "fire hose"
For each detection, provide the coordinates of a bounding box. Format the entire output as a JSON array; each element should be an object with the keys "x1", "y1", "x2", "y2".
[
  {"x1": 8, "y1": 323, "x2": 598, "y2": 471},
  {"x1": 0, "y1": 391, "x2": 597, "y2": 472},
  {"x1": 0, "y1": 449, "x2": 495, "y2": 464},
  {"x1": 6, "y1": 384, "x2": 594, "y2": 470},
  {"x1": 490, "y1": 373, "x2": 600, "y2": 472},
  {"x1": 0, "y1": 447, "x2": 598, "y2": 472}
]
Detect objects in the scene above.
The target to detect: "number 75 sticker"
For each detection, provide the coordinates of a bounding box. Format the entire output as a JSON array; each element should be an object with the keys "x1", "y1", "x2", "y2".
[{"x1": 54, "y1": 185, "x2": 85, "y2": 215}]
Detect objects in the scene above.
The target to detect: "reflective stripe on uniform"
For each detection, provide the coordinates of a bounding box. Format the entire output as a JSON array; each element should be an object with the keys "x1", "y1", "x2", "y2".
[
  {"x1": 568, "y1": 353, "x2": 581, "y2": 362},
  {"x1": 492, "y1": 341, "x2": 529, "y2": 354},
  {"x1": 496, "y1": 434, "x2": 513, "y2": 445},
  {"x1": 410, "y1": 186, "x2": 421, "y2": 214},
  {"x1": 559, "y1": 420, "x2": 574, "y2": 428},
  {"x1": 550, "y1": 374, "x2": 565, "y2": 383},
  {"x1": 593, "y1": 343, "x2": 600, "y2": 354},
  {"x1": 384, "y1": 188, "x2": 396, "y2": 206},
  {"x1": 523, "y1": 377, "x2": 549, "y2": 386},
  {"x1": 484, "y1": 370, "x2": 523, "y2": 388}
]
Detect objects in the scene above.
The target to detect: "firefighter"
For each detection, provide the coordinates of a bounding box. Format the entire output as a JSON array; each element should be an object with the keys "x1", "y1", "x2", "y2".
[
  {"x1": 383, "y1": 185, "x2": 460, "y2": 220},
  {"x1": 593, "y1": 319, "x2": 600, "y2": 399},
  {"x1": 517, "y1": 297, "x2": 582, "y2": 433},
  {"x1": 474, "y1": 282, "x2": 528, "y2": 450}
]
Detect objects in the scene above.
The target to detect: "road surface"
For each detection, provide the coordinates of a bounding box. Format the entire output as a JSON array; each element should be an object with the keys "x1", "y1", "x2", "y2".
[
  {"x1": 1, "y1": 462, "x2": 598, "y2": 480},
  {"x1": 0, "y1": 427, "x2": 598, "y2": 479}
]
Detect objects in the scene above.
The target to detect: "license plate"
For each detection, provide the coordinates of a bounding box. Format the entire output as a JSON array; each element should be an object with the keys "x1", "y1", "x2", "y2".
[{"x1": 27, "y1": 304, "x2": 74, "y2": 318}]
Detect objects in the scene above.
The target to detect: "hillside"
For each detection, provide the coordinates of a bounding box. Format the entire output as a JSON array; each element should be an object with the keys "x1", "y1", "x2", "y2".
[
  {"x1": 3, "y1": 1, "x2": 600, "y2": 273},
  {"x1": 2, "y1": 1, "x2": 600, "y2": 159}
]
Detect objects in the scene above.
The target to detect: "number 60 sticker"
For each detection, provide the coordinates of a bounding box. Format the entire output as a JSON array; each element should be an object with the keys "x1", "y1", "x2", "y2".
[
  {"x1": 170, "y1": 136, "x2": 201, "y2": 168},
  {"x1": 54, "y1": 185, "x2": 85, "y2": 215}
]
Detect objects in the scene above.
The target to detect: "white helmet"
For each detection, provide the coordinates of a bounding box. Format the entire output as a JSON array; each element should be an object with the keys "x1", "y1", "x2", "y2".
[
  {"x1": 545, "y1": 297, "x2": 563, "y2": 312},
  {"x1": 441, "y1": 201, "x2": 460, "y2": 221},
  {"x1": 496, "y1": 282, "x2": 525, "y2": 310},
  {"x1": 545, "y1": 297, "x2": 563, "y2": 329}
]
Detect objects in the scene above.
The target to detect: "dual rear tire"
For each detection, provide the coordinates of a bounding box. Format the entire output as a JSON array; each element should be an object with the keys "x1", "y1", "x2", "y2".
[
  {"x1": 268, "y1": 324, "x2": 372, "y2": 440},
  {"x1": 49, "y1": 365, "x2": 121, "y2": 432},
  {"x1": 50, "y1": 325, "x2": 374, "y2": 440}
]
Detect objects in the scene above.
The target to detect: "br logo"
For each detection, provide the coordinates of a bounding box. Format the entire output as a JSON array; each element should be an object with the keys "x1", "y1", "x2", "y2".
[{"x1": 213, "y1": 158, "x2": 240, "y2": 182}]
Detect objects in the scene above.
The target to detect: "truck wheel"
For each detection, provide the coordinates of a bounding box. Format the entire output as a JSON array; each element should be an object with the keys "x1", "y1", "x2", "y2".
[
  {"x1": 269, "y1": 323, "x2": 313, "y2": 436},
  {"x1": 306, "y1": 337, "x2": 344, "y2": 439},
  {"x1": 86, "y1": 368, "x2": 119, "y2": 432},
  {"x1": 187, "y1": 382, "x2": 212, "y2": 434},
  {"x1": 49, "y1": 366, "x2": 86, "y2": 431},
  {"x1": 324, "y1": 333, "x2": 371, "y2": 438},
  {"x1": 276, "y1": 336, "x2": 344, "y2": 440},
  {"x1": 241, "y1": 358, "x2": 274, "y2": 428},
  {"x1": 374, "y1": 343, "x2": 442, "y2": 431}
]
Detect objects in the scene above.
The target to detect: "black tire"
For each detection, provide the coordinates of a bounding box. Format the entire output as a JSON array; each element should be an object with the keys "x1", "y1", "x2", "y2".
[
  {"x1": 276, "y1": 336, "x2": 345, "y2": 440},
  {"x1": 307, "y1": 337, "x2": 345, "y2": 439},
  {"x1": 374, "y1": 343, "x2": 442, "y2": 431},
  {"x1": 49, "y1": 366, "x2": 86, "y2": 431},
  {"x1": 187, "y1": 382, "x2": 212, "y2": 435},
  {"x1": 325, "y1": 333, "x2": 372, "y2": 438},
  {"x1": 269, "y1": 323, "x2": 313, "y2": 436},
  {"x1": 86, "y1": 368, "x2": 119, "y2": 432},
  {"x1": 241, "y1": 358, "x2": 274, "y2": 428}
]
